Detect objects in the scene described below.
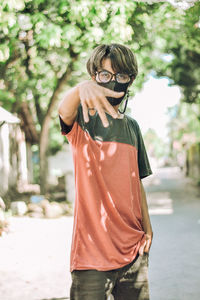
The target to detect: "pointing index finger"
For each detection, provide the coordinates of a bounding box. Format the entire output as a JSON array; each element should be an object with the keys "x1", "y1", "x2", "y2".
[{"x1": 95, "y1": 101, "x2": 110, "y2": 127}]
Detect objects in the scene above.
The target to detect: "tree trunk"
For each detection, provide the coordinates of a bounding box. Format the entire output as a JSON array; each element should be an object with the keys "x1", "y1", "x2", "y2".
[
  {"x1": 39, "y1": 114, "x2": 50, "y2": 194},
  {"x1": 39, "y1": 55, "x2": 78, "y2": 194}
]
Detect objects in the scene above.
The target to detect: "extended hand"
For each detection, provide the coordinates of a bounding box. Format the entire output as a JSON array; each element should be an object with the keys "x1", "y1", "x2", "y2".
[
  {"x1": 139, "y1": 233, "x2": 153, "y2": 256},
  {"x1": 77, "y1": 80, "x2": 124, "y2": 127}
]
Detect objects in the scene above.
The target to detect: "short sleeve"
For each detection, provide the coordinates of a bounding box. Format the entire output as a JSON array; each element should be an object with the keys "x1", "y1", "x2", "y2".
[
  {"x1": 59, "y1": 105, "x2": 84, "y2": 144},
  {"x1": 135, "y1": 122, "x2": 152, "y2": 179},
  {"x1": 59, "y1": 116, "x2": 73, "y2": 135}
]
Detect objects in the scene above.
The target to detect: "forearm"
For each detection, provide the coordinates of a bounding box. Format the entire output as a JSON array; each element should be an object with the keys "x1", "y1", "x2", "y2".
[
  {"x1": 140, "y1": 180, "x2": 153, "y2": 236},
  {"x1": 58, "y1": 85, "x2": 80, "y2": 126}
]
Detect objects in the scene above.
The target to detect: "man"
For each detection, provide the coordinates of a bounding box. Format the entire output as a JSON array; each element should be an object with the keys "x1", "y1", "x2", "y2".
[{"x1": 59, "y1": 43, "x2": 153, "y2": 300}]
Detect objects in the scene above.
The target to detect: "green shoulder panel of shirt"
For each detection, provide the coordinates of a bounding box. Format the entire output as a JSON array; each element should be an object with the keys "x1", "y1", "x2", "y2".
[{"x1": 76, "y1": 105, "x2": 142, "y2": 146}]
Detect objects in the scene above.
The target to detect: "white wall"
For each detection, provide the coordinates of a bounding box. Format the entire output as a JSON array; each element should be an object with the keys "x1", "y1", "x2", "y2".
[
  {"x1": 48, "y1": 144, "x2": 75, "y2": 202},
  {"x1": 0, "y1": 123, "x2": 28, "y2": 196},
  {"x1": 0, "y1": 123, "x2": 10, "y2": 194}
]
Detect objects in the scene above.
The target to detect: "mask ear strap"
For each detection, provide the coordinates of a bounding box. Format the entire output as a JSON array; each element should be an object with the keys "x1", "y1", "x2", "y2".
[{"x1": 118, "y1": 90, "x2": 129, "y2": 114}]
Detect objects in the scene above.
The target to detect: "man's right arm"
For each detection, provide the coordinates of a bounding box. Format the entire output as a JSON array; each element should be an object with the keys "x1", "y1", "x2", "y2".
[
  {"x1": 58, "y1": 80, "x2": 124, "y2": 128},
  {"x1": 58, "y1": 85, "x2": 80, "y2": 127}
]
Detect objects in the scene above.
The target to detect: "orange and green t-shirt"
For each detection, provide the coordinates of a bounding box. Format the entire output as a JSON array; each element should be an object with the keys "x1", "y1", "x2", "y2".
[{"x1": 60, "y1": 105, "x2": 152, "y2": 272}]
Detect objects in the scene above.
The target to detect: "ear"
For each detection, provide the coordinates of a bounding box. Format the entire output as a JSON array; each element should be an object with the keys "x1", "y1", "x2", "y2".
[
  {"x1": 128, "y1": 78, "x2": 135, "y2": 87},
  {"x1": 91, "y1": 75, "x2": 96, "y2": 81}
]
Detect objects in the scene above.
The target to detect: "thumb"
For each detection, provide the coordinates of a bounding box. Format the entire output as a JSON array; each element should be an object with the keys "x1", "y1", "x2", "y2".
[
  {"x1": 139, "y1": 241, "x2": 146, "y2": 256},
  {"x1": 144, "y1": 235, "x2": 152, "y2": 253}
]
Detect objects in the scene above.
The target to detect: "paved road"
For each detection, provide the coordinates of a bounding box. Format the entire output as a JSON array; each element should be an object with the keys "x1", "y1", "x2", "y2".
[
  {"x1": 146, "y1": 167, "x2": 200, "y2": 300},
  {"x1": 0, "y1": 167, "x2": 199, "y2": 300}
]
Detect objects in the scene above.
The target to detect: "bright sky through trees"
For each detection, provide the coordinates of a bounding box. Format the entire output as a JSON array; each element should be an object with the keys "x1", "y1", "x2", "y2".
[{"x1": 130, "y1": 76, "x2": 181, "y2": 140}]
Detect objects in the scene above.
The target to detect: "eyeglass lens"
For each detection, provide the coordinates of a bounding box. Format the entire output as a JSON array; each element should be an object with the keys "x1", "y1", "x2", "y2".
[{"x1": 97, "y1": 71, "x2": 131, "y2": 83}]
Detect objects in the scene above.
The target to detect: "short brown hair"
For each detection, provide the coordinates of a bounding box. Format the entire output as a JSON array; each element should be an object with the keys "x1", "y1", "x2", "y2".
[{"x1": 86, "y1": 43, "x2": 138, "y2": 78}]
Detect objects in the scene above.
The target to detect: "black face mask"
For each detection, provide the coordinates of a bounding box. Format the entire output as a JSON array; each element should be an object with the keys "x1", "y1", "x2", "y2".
[{"x1": 97, "y1": 81, "x2": 129, "y2": 106}]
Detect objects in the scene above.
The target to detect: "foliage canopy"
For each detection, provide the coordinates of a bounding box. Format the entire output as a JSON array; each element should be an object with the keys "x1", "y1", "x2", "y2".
[{"x1": 0, "y1": 0, "x2": 199, "y2": 187}]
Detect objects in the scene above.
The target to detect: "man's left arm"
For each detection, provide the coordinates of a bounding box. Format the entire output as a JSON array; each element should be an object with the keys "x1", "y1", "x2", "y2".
[{"x1": 139, "y1": 180, "x2": 153, "y2": 256}]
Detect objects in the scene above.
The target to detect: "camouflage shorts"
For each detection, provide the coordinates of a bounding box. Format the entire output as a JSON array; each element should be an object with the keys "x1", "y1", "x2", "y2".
[{"x1": 70, "y1": 253, "x2": 150, "y2": 300}]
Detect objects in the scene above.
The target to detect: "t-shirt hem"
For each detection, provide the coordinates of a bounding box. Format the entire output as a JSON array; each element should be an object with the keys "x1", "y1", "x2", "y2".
[
  {"x1": 70, "y1": 243, "x2": 142, "y2": 272},
  {"x1": 70, "y1": 258, "x2": 138, "y2": 272}
]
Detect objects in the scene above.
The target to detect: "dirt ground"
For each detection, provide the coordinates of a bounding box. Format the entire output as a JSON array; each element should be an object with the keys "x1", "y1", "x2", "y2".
[
  {"x1": 0, "y1": 216, "x2": 73, "y2": 300},
  {"x1": 0, "y1": 167, "x2": 200, "y2": 300}
]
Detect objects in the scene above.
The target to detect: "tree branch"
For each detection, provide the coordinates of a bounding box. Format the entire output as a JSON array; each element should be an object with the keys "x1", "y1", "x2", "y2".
[{"x1": 44, "y1": 48, "x2": 79, "y2": 122}]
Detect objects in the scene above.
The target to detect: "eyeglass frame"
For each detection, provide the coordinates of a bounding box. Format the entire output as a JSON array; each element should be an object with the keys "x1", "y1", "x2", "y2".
[{"x1": 95, "y1": 69, "x2": 134, "y2": 84}]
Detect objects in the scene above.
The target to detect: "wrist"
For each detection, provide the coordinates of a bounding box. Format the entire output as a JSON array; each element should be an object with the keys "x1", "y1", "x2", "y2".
[{"x1": 145, "y1": 231, "x2": 153, "y2": 238}]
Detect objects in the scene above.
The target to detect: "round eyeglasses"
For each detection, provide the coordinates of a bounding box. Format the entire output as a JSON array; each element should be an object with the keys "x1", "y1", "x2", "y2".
[{"x1": 96, "y1": 70, "x2": 133, "y2": 84}]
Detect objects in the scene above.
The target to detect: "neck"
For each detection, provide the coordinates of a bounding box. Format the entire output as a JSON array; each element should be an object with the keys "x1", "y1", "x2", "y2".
[{"x1": 113, "y1": 104, "x2": 120, "y2": 112}]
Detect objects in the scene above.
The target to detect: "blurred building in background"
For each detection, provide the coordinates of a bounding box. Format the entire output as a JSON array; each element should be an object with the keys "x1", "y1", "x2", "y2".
[
  {"x1": 0, "y1": 105, "x2": 38, "y2": 197},
  {"x1": 48, "y1": 144, "x2": 75, "y2": 202}
]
